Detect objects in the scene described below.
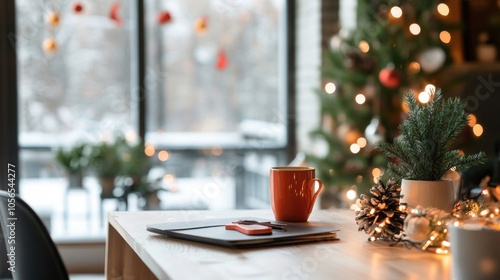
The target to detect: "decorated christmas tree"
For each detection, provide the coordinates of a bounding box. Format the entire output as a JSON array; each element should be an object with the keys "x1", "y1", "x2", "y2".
[{"x1": 307, "y1": 0, "x2": 458, "y2": 205}]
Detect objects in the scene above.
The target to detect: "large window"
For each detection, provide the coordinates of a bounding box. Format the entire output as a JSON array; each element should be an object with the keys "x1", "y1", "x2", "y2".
[
  {"x1": 145, "y1": 0, "x2": 286, "y2": 139},
  {"x1": 15, "y1": 0, "x2": 291, "y2": 231}
]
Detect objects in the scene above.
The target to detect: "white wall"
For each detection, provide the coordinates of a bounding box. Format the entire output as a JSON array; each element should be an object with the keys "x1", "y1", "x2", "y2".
[{"x1": 295, "y1": 0, "x2": 322, "y2": 154}]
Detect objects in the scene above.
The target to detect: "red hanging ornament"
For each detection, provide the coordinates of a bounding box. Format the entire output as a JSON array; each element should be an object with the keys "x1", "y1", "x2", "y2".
[
  {"x1": 72, "y1": 2, "x2": 83, "y2": 13},
  {"x1": 378, "y1": 67, "x2": 400, "y2": 88},
  {"x1": 109, "y1": 2, "x2": 122, "y2": 25},
  {"x1": 157, "y1": 11, "x2": 172, "y2": 24},
  {"x1": 194, "y1": 16, "x2": 208, "y2": 34},
  {"x1": 216, "y1": 49, "x2": 228, "y2": 70}
]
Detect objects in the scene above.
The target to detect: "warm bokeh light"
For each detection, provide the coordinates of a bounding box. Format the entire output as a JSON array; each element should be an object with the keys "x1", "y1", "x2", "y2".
[
  {"x1": 409, "y1": 23, "x2": 421, "y2": 35},
  {"x1": 350, "y1": 143, "x2": 361, "y2": 154},
  {"x1": 408, "y1": 62, "x2": 421, "y2": 73},
  {"x1": 355, "y1": 94, "x2": 366, "y2": 104},
  {"x1": 346, "y1": 189, "x2": 357, "y2": 200},
  {"x1": 425, "y1": 84, "x2": 436, "y2": 96},
  {"x1": 439, "y1": 31, "x2": 451, "y2": 44},
  {"x1": 372, "y1": 168, "x2": 382, "y2": 178},
  {"x1": 468, "y1": 114, "x2": 477, "y2": 127},
  {"x1": 357, "y1": 137, "x2": 367, "y2": 148},
  {"x1": 358, "y1": 40, "x2": 370, "y2": 53},
  {"x1": 418, "y1": 91, "x2": 430, "y2": 103},
  {"x1": 390, "y1": 6, "x2": 403, "y2": 18},
  {"x1": 325, "y1": 82, "x2": 336, "y2": 94},
  {"x1": 211, "y1": 146, "x2": 223, "y2": 156},
  {"x1": 125, "y1": 130, "x2": 138, "y2": 143},
  {"x1": 473, "y1": 124, "x2": 483, "y2": 137},
  {"x1": 158, "y1": 150, "x2": 170, "y2": 161},
  {"x1": 163, "y1": 173, "x2": 176, "y2": 183},
  {"x1": 437, "y1": 3, "x2": 450, "y2": 16},
  {"x1": 345, "y1": 130, "x2": 362, "y2": 145},
  {"x1": 402, "y1": 101, "x2": 410, "y2": 113},
  {"x1": 144, "y1": 145, "x2": 155, "y2": 157},
  {"x1": 356, "y1": 175, "x2": 363, "y2": 183}
]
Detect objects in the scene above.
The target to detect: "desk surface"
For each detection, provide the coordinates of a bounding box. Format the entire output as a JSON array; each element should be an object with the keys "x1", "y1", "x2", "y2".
[{"x1": 106, "y1": 209, "x2": 451, "y2": 280}]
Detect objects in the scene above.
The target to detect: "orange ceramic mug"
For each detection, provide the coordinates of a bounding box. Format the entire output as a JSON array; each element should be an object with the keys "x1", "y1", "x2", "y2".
[{"x1": 270, "y1": 166, "x2": 323, "y2": 222}]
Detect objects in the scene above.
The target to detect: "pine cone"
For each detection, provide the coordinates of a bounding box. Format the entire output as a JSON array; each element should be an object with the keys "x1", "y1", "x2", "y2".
[{"x1": 355, "y1": 178, "x2": 407, "y2": 242}]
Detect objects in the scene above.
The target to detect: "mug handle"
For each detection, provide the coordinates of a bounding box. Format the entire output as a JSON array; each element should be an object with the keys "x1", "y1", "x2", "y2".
[{"x1": 307, "y1": 178, "x2": 323, "y2": 214}]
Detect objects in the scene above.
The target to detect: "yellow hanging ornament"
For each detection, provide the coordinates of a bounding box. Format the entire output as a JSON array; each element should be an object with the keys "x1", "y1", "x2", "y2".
[
  {"x1": 47, "y1": 11, "x2": 60, "y2": 26},
  {"x1": 43, "y1": 38, "x2": 58, "y2": 52}
]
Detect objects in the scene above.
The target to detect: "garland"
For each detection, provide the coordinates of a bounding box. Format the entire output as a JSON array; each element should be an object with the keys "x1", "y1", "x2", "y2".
[{"x1": 355, "y1": 178, "x2": 500, "y2": 254}]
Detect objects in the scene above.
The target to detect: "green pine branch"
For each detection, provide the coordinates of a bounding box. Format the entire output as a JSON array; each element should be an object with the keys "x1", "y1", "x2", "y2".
[{"x1": 376, "y1": 90, "x2": 487, "y2": 182}]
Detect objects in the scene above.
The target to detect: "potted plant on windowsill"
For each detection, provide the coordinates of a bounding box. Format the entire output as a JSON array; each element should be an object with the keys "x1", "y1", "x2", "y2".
[
  {"x1": 376, "y1": 89, "x2": 486, "y2": 212},
  {"x1": 118, "y1": 138, "x2": 151, "y2": 186},
  {"x1": 89, "y1": 140, "x2": 123, "y2": 197},
  {"x1": 118, "y1": 137, "x2": 154, "y2": 201},
  {"x1": 55, "y1": 143, "x2": 90, "y2": 188}
]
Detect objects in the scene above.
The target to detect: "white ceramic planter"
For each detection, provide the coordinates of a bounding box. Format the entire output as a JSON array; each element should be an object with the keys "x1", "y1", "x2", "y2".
[
  {"x1": 449, "y1": 225, "x2": 500, "y2": 280},
  {"x1": 400, "y1": 179, "x2": 455, "y2": 212}
]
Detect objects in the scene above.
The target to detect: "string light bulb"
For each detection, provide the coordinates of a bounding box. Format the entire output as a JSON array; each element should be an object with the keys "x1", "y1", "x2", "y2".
[
  {"x1": 350, "y1": 143, "x2": 361, "y2": 154},
  {"x1": 346, "y1": 189, "x2": 357, "y2": 200},
  {"x1": 468, "y1": 114, "x2": 477, "y2": 127},
  {"x1": 439, "y1": 31, "x2": 451, "y2": 44},
  {"x1": 158, "y1": 150, "x2": 170, "y2": 161},
  {"x1": 437, "y1": 3, "x2": 450, "y2": 16},
  {"x1": 390, "y1": 6, "x2": 403, "y2": 18},
  {"x1": 325, "y1": 82, "x2": 336, "y2": 94},
  {"x1": 425, "y1": 84, "x2": 436, "y2": 96},
  {"x1": 357, "y1": 137, "x2": 367, "y2": 148},
  {"x1": 359, "y1": 41, "x2": 370, "y2": 53},
  {"x1": 473, "y1": 124, "x2": 484, "y2": 137},
  {"x1": 145, "y1": 145, "x2": 155, "y2": 157},
  {"x1": 372, "y1": 168, "x2": 382, "y2": 178},
  {"x1": 409, "y1": 23, "x2": 421, "y2": 35},
  {"x1": 408, "y1": 62, "x2": 421, "y2": 73},
  {"x1": 418, "y1": 91, "x2": 430, "y2": 104},
  {"x1": 355, "y1": 94, "x2": 366, "y2": 104}
]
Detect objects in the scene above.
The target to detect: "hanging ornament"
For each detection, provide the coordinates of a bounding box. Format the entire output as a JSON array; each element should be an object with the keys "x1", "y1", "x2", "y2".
[
  {"x1": 417, "y1": 47, "x2": 446, "y2": 73},
  {"x1": 47, "y1": 11, "x2": 60, "y2": 26},
  {"x1": 72, "y1": 2, "x2": 84, "y2": 13},
  {"x1": 157, "y1": 11, "x2": 172, "y2": 25},
  {"x1": 355, "y1": 178, "x2": 407, "y2": 242},
  {"x1": 364, "y1": 117, "x2": 385, "y2": 145},
  {"x1": 378, "y1": 66, "x2": 400, "y2": 88},
  {"x1": 42, "y1": 38, "x2": 58, "y2": 52},
  {"x1": 109, "y1": 2, "x2": 122, "y2": 25},
  {"x1": 216, "y1": 49, "x2": 228, "y2": 70},
  {"x1": 194, "y1": 16, "x2": 208, "y2": 34}
]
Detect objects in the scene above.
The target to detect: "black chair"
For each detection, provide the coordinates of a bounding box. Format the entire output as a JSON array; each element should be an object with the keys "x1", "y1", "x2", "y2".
[{"x1": 0, "y1": 190, "x2": 69, "y2": 280}]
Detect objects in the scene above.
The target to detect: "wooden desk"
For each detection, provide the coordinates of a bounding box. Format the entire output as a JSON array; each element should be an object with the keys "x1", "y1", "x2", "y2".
[{"x1": 106, "y1": 209, "x2": 451, "y2": 280}]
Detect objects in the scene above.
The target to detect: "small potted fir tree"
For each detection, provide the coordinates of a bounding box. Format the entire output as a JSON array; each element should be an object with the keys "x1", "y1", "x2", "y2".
[{"x1": 376, "y1": 89, "x2": 486, "y2": 212}]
